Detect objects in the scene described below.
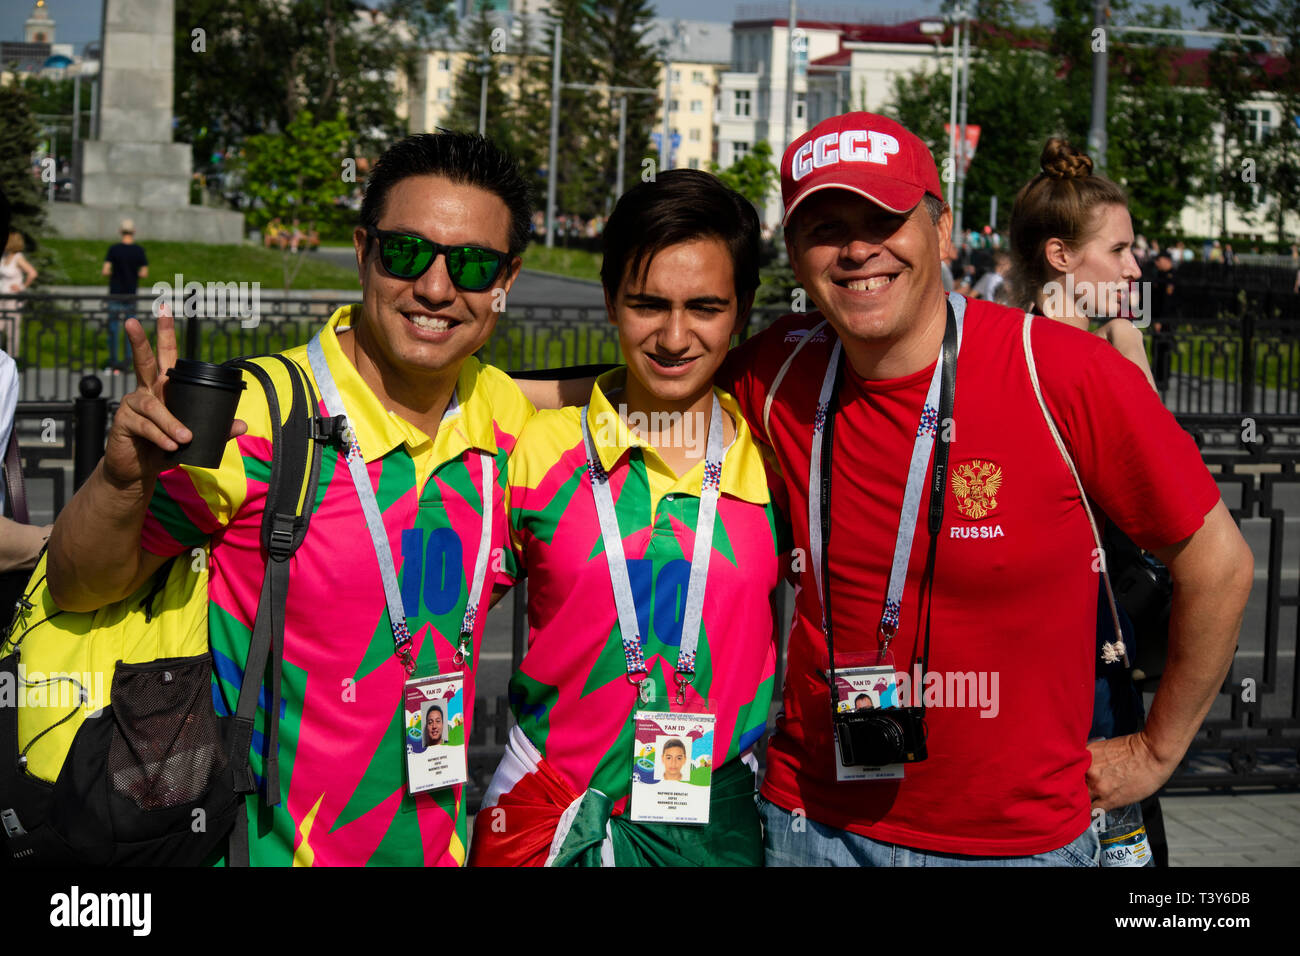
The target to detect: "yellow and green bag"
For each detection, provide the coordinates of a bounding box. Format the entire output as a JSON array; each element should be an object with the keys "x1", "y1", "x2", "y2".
[{"x1": 0, "y1": 353, "x2": 330, "y2": 866}]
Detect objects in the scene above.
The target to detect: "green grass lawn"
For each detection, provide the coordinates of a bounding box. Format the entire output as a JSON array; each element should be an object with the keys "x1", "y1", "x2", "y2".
[
  {"x1": 40, "y1": 238, "x2": 600, "y2": 287},
  {"x1": 1146, "y1": 334, "x2": 1297, "y2": 392},
  {"x1": 39, "y1": 239, "x2": 362, "y2": 290},
  {"x1": 517, "y1": 245, "x2": 602, "y2": 282}
]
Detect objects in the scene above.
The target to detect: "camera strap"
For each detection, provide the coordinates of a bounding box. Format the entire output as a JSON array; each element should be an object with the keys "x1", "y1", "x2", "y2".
[
  {"x1": 811, "y1": 296, "x2": 963, "y2": 714},
  {"x1": 581, "y1": 392, "x2": 726, "y2": 705}
]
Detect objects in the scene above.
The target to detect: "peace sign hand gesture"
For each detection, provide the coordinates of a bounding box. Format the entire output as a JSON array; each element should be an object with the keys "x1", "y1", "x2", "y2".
[{"x1": 102, "y1": 305, "x2": 246, "y2": 490}]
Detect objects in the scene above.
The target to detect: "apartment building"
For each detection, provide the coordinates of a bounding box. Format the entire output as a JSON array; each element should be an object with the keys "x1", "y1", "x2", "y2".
[{"x1": 645, "y1": 19, "x2": 732, "y2": 173}]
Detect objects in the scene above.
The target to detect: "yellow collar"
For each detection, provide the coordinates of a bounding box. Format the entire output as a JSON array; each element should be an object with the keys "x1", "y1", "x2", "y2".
[
  {"x1": 584, "y1": 367, "x2": 769, "y2": 505},
  {"x1": 318, "y1": 305, "x2": 499, "y2": 464}
]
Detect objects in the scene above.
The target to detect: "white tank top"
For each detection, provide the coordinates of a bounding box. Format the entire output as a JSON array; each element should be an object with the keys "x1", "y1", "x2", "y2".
[{"x1": 0, "y1": 254, "x2": 22, "y2": 294}]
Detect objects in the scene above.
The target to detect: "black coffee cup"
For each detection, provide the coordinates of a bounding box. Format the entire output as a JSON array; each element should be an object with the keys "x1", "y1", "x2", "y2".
[{"x1": 162, "y1": 360, "x2": 246, "y2": 469}]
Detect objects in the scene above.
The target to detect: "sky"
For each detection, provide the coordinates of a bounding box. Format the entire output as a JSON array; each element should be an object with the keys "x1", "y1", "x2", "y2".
[{"x1": 1, "y1": 0, "x2": 1215, "y2": 56}]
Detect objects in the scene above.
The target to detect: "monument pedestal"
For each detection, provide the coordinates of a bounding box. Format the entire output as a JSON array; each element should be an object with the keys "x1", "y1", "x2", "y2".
[
  {"x1": 47, "y1": 203, "x2": 244, "y2": 244},
  {"x1": 52, "y1": 0, "x2": 244, "y2": 244}
]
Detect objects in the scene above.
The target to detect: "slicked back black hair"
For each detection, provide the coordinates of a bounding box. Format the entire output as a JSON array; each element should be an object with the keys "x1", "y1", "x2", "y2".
[
  {"x1": 600, "y1": 169, "x2": 760, "y2": 306},
  {"x1": 360, "y1": 131, "x2": 533, "y2": 255}
]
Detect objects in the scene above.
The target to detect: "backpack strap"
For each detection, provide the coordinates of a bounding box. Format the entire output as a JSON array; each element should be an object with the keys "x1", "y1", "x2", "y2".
[
  {"x1": 1021, "y1": 313, "x2": 1128, "y2": 666},
  {"x1": 223, "y1": 353, "x2": 329, "y2": 866},
  {"x1": 4, "y1": 428, "x2": 29, "y2": 525}
]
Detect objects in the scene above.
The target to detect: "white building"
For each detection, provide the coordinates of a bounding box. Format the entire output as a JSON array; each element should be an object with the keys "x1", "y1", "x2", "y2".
[
  {"x1": 646, "y1": 20, "x2": 732, "y2": 173},
  {"x1": 716, "y1": 16, "x2": 950, "y2": 226}
]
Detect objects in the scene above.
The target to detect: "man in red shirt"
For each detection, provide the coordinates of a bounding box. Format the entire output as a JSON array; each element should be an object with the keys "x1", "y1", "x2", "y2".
[{"x1": 720, "y1": 112, "x2": 1252, "y2": 865}]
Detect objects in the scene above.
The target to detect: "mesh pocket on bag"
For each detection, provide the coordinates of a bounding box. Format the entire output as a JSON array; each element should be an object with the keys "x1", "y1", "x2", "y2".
[{"x1": 107, "y1": 656, "x2": 227, "y2": 811}]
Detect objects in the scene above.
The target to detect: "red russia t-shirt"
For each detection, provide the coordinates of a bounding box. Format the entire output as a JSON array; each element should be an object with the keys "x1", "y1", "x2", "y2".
[{"x1": 719, "y1": 295, "x2": 1221, "y2": 856}]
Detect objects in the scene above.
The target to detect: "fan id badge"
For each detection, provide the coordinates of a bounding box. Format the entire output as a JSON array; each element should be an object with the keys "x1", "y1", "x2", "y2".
[
  {"x1": 404, "y1": 673, "x2": 468, "y2": 794},
  {"x1": 629, "y1": 709, "x2": 715, "y2": 825},
  {"x1": 831, "y1": 665, "x2": 905, "y2": 782}
]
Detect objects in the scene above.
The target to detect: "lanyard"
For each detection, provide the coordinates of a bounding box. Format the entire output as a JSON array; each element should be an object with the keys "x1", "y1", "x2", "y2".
[
  {"x1": 307, "y1": 334, "x2": 494, "y2": 675},
  {"x1": 809, "y1": 296, "x2": 963, "y2": 672},
  {"x1": 581, "y1": 393, "x2": 725, "y2": 705}
]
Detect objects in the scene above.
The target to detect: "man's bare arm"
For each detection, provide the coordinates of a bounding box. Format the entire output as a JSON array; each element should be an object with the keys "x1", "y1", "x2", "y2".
[
  {"x1": 47, "y1": 310, "x2": 244, "y2": 611},
  {"x1": 0, "y1": 519, "x2": 51, "y2": 573},
  {"x1": 513, "y1": 375, "x2": 600, "y2": 411},
  {"x1": 1086, "y1": 500, "x2": 1253, "y2": 808}
]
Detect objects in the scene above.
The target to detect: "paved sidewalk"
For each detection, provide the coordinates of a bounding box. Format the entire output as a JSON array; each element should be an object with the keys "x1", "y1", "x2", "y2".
[{"x1": 1161, "y1": 790, "x2": 1300, "y2": 866}]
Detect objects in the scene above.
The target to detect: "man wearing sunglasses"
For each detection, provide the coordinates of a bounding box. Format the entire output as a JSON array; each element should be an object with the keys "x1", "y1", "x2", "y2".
[{"x1": 48, "y1": 132, "x2": 543, "y2": 866}]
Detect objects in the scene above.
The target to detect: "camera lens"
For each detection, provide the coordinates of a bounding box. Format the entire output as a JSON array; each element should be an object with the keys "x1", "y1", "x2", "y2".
[{"x1": 855, "y1": 715, "x2": 904, "y2": 766}]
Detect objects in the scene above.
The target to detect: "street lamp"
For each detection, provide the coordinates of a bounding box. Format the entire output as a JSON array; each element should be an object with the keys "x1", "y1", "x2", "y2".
[
  {"x1": 943, "y1": 0, "x2": 972, "y2": 235},
  {"x1": 477, "y1": 49, "x2": 491, "y2": 136}
]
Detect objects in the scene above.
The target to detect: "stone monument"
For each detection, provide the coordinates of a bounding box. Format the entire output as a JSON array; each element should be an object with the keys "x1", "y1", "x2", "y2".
[{"x1": 47, "y1": 0, "x2": 244, "y2": 243}]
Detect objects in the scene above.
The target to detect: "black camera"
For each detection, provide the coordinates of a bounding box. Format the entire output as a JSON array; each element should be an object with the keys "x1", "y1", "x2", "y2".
[{"x1": 835, "y1": 707, "x2": 928, "y2": 767}]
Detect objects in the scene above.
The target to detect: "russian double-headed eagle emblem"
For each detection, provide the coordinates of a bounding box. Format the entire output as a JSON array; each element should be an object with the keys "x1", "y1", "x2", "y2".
[{"x1": 950, "y1": 459, "x2": 1003, "y2": 520}]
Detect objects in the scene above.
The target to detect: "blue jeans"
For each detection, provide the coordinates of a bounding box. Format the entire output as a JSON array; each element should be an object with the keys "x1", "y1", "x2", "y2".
[
  {"x1": 757, "y1": 795, "x2": 1099, "y2": 867},
  {"x1": 106, "y1": 299, "x2": 133, "y2": 367}
]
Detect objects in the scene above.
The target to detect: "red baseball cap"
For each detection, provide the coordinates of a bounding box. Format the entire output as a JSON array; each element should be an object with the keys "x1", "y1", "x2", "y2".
[{"x1": 781, "y1": 111, "x2": 945, "y2": 227}]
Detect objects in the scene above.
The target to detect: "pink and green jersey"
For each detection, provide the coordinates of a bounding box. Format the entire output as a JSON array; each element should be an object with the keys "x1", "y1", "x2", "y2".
[
  {"x1": 479, "y1": 370, "x2": 785, "y2": 826},
  {"x1": 140, "y1": 305, "x2": 533, "y2": 866}
]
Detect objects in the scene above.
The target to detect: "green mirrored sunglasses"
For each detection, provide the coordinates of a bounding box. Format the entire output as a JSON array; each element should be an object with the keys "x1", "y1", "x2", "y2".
[{"x1": 365, "y1": 226, "x2": 509, "y2": 291}]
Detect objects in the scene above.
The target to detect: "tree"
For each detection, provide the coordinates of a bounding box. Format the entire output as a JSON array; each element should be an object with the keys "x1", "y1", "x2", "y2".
[
  {"x1": 542, "y1": 0, "x2": 661, "y2": 222},
  {"x1": 888, "y1": 3, "x2": 1216, "y2": 235},
  {"x1": 890, "y1": 43, "x2": 1066, "y2": 232},
  {"x1": 0, "y1": 82, "x2": 61, "y2": 285},
  {"x1": 509, "y1": 0, "x2": 552, "y2": 193},
  {"x1": 174, "y1": 0, "x2": 431, "y2": 176},
  {"x1": 1105, "y1": 6, "x2": 1218, "y2": 236},
  {"x1": 233, "y1": 109, "x2": 355, "y2": 290},
  {"x1": 1195, "y1": 0, "x2": 1300, "y2": 244},
  {"x1": 589, "y1": 0, "x2": 661, "y2": 210},
  {"x1": 448, "y1": 2, "x2": 515, "y2": 151},
  {"x1": 543, "y1": 0, "x2": 607, "y2": 221},
  {"x1": 709, "y1": 141, "x2": 778, "y2": 209}
]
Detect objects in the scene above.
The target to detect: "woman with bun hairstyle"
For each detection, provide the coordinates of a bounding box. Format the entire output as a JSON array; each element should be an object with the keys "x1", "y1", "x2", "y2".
[
  {"x1": 1008, "y1": 138, "x2": 1169, "y2": 864},
  {"x1": 1007, "y1": 138, "x2": 1155, "y2": 387}
]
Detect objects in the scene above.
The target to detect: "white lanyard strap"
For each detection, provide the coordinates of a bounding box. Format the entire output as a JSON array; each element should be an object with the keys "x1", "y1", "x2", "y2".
[
  {"x1": 581, "y1": 394, "x2": 725, "y2": 703},
  {"x1": 307, "y1": 334, "x2": 493, "y2": 673},
  {"x1": 807, "y1": 297, "x2": 965, "y2": 653}
]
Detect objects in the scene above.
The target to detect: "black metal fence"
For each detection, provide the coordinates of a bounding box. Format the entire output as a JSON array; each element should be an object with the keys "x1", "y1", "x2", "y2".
[
  {"x1": 1162, "y1": 416, "x2": 1300, "y2": 789},
  {"x1": 2, "y1": 291, "x2": 1298, "y2": 413},
  {"x1": 3, "y1": 293, "x2": 1298, "y2": 799}
]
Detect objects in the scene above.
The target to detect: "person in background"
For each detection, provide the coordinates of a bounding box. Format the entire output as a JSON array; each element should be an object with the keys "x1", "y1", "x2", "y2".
[
  {"x1": 102, "y1": 219, "x2": 148, "y2": 374},
  {"x1": 1133, "y1": 234, "x2": 1149, "y2": 265},
  {"x1": 970, "y1": 251, "x2": 1011, "y2": 302},
  {"x1": 0, "y1": 230, "x2": 38, "y2": 360},
  {"x1": 1149, "y1": 252, "x2": 1178, "y2": 390},
  {"x1": 1007, "y1": 137, "x2": 1174, "y2": 864},
  {"x1": 0, "y1": 186, "x2": 51, "y2": 571},
  {"x1": 940, "y1": 240, "x2": 956, "y2": 293},
  {"x1": 1005, "y1": 141, "x2": 1153, "y2": 388}
]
